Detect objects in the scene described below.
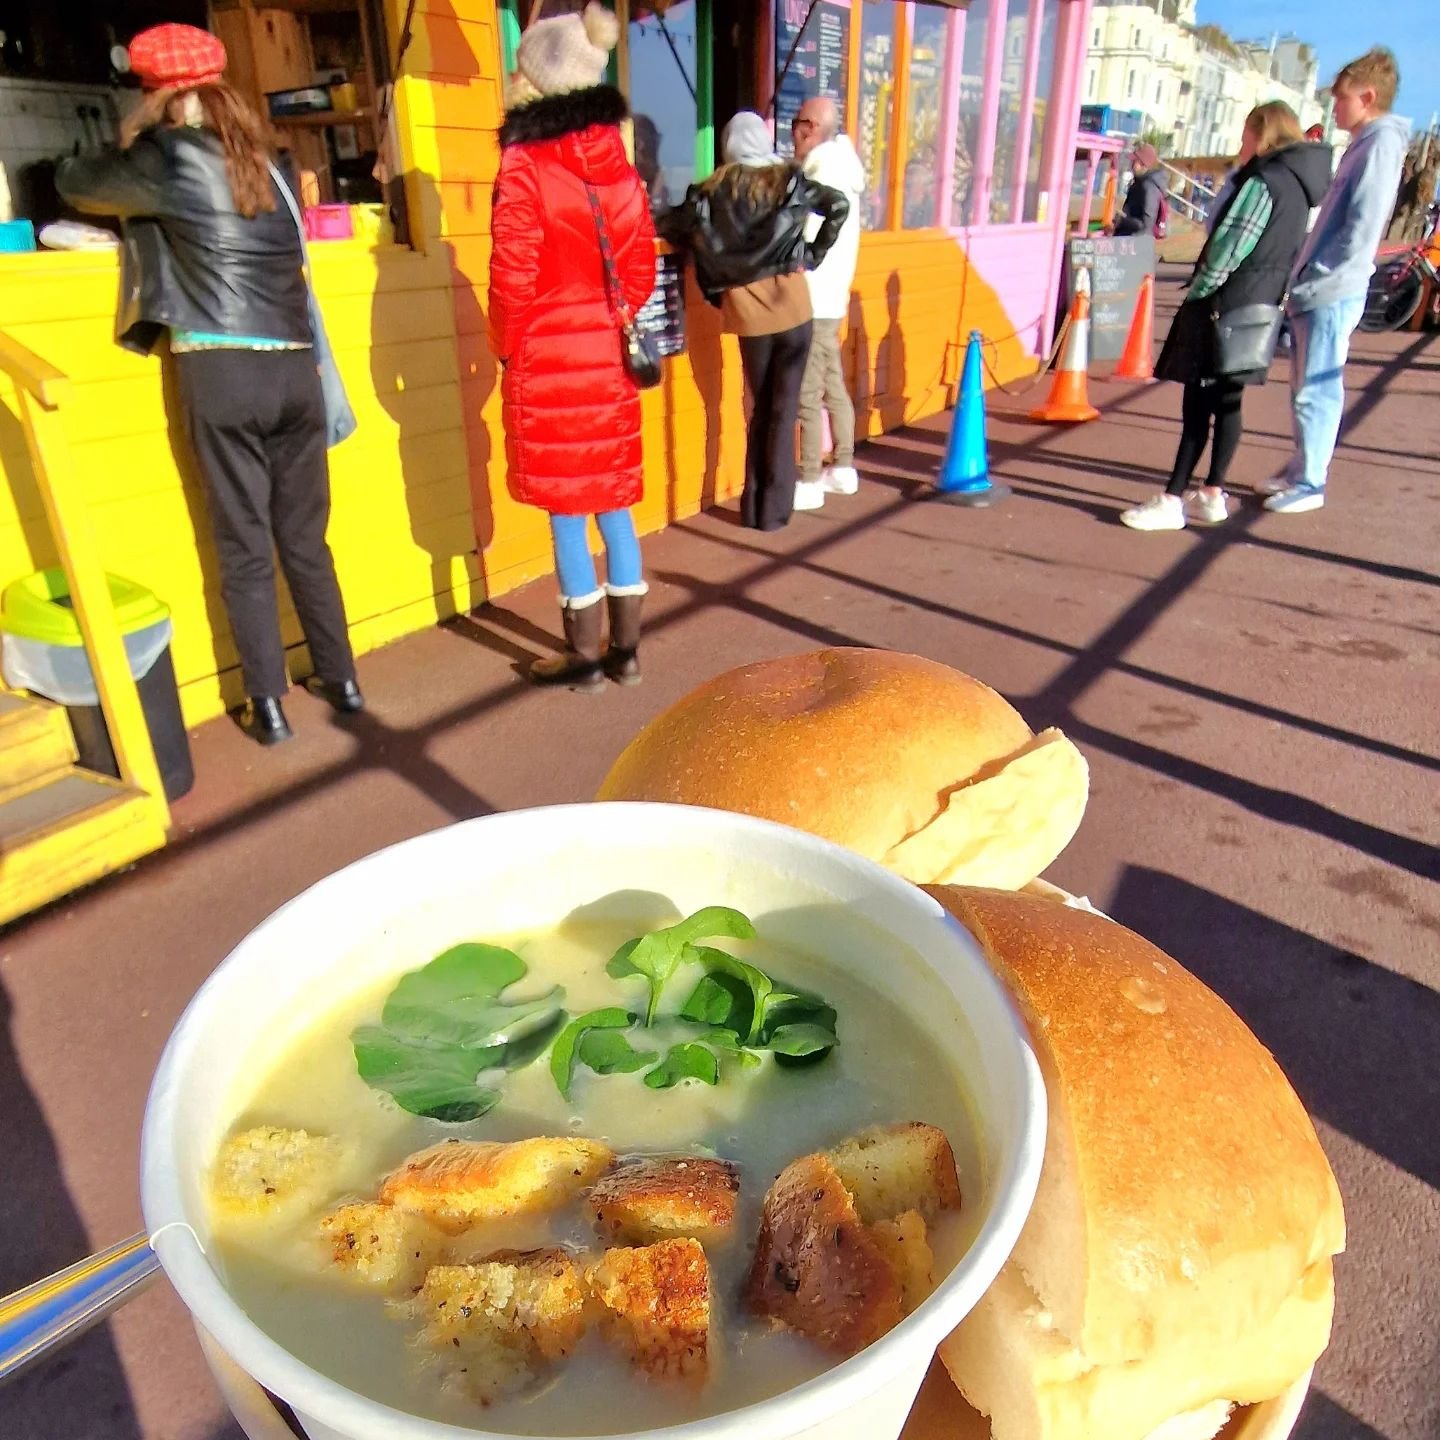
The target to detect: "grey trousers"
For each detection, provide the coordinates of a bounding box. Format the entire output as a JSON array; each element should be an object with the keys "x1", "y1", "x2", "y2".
[{"x1": 797, "y1": 317, "x2": 856, "y2": 482}]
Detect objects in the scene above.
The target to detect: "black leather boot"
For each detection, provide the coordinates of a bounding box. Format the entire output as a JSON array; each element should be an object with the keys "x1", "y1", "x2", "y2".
[
  {"x1": 304, "y1": 676, "x2": 365, "y2": 713},
  {"x1": 238, "y1": 696, "x2": 293, "y2": 746},
  {"x1": 604, "y1": 590, "x2": 644, "y2": 686},
  {"x1": 529, "y1": 597, "x2": 605, "y2": 691}
]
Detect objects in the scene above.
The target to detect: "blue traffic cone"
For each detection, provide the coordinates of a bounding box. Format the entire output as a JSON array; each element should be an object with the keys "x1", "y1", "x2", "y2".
[{"x1": 932, "y1": 331, "x2": 1011, "y2": 507}]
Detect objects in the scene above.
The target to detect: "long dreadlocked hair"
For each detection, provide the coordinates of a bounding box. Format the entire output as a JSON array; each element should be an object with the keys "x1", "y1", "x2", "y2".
[{"x1": 120, "y1": 81, "x2": 278, "y2": 218}]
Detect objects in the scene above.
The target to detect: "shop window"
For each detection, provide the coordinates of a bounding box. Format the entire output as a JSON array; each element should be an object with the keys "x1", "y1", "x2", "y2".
[
  {"x1": 987, "y1": 0, "x2": 1032, "y2": 223},
  {"x1": 773, "y1": 0, "x2": 852, "y2": 161},
  {"x1": 901, "y1": 6, "x2": 950, "y2": 228},
  {"x1": 950, "y1": 0, "x2": 991, "y2": 226},
  {"x1": 1020, "y1": 0, "x2": 1061, "y2": 222},
  {"x1": 856, "y1": 2, "x2": 898, "y2": 231},
  {"x1": 628, "y1": 0, "x2": 700, "y2": 209}
]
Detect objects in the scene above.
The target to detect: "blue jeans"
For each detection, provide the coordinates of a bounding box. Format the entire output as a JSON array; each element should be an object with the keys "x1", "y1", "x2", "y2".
[
  {"x1": 1285, "y1": 294, "x2": 1366, "y2": 491},
  {"x1": 548, "y1": 509, "x2": 643, "y2": 603}
]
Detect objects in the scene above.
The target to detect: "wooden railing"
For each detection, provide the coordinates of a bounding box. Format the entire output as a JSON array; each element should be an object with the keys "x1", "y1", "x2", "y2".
[{"x1": 0, "y1": 330, "x2": 169, "y2": 825}]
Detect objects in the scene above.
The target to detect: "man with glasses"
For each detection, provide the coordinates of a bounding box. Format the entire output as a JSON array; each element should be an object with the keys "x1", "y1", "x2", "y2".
[{"x1": 792, "y1": 97, "x2": 865, "y2": 511}]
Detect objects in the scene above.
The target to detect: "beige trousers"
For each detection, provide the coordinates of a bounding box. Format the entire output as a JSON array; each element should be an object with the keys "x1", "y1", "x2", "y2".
[{"x1": 797, "y1": 317, "x2": 856, "y2": 483}]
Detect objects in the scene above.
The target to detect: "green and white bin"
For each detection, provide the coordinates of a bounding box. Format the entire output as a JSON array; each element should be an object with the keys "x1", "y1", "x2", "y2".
[{"x1": 0, "y1": 570, "x2": 194, "y2": 802}]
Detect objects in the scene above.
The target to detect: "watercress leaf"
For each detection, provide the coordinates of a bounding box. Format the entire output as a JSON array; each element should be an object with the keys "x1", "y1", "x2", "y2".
[
  {"x1": 766, "y1": 1021, "x2": 839, "y2": 1058},
  {"x1": 605, "y1": 936, "x2": 642, "y2": 980},
  {"x1": 550, "y1": 1007, "x2": 637, "y2": 1100},
  {"x1": 643, "y1": 1042, "x2": 721, "y2": 1090},
  {"x1": 693, "y1": 1027, "x2": 764, "y2": 1069},
  {"x1": 499, "y1": 1012, "x2": 567, "y2": 1071},
  {"x1": 679, "y1": 971, "x2": 753, "y2": 1037},
  {"x1": 577, "y1": 1028, "x2": 658, "y2": 1076},
  {"x1": 690, "y1": 946, "x2": 771, "y2": 1044},
  {"x1": 351, "y1": 1025, "x2": 502, "y2": 1122},
  {"x1": 619, "y1": 908, "x2": 758, "y2": 1025},
  {"x1": 760, "y1": 995, "x2": 838, "y2": 1045},
  {"x1": 381, "y1": 944, "x2": 561, "y2": 1048}
]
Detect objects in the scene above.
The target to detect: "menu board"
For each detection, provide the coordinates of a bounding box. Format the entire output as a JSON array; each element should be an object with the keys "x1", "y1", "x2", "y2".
[
  {"x1": 1065, "y1": 234, "x2": 1155, "y2": 362},
  {"x1": 775, "y1": 0, "x2": 852, "y2": 158},
  {"x1": 635, "y1": 252, "x2": 687, "y2": 358}
]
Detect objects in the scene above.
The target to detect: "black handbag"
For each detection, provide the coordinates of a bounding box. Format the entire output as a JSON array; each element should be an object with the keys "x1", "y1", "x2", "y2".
[
  {"x1": 584, "y1": 184, "x2": 662, "y2": 390},
  {"x1": 1212, "y1": 300, "x2": 1285, "y2": 376}
]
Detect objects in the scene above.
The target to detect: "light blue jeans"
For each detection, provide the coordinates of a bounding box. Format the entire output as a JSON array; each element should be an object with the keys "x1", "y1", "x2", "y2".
[
  {"x1": 1285, "y1": 294, "x2": 1366, "y2": 491},
  {"x1": 548, "y1": 509, "x2": 643, "y2": 603}
]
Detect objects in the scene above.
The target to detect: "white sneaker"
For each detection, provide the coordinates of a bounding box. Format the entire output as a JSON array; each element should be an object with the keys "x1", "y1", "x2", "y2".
[
  {"x1": 1120, "y1": 493, "x2": 1186, "y2": 531},
  {"x1": 822, "y1": 466, "x2": 859, "y2": 495},
  {"x1": 1263, "y1": 484, "x2": 1325, "y2": 514},
  {"x1": 793, "y1": 479, "x2": 826, "y2": 511},
  {"x1": 1184, "y1": 488, "x2": 1229, "y2": 525}
]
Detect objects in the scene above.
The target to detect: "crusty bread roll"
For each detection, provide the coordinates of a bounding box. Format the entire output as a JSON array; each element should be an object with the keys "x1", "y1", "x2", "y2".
[
  {"x1": 597, "y1": 649, "x2": 1088, "y2": 890},
  {"x1": 925, "y1": 887, "x2": 1345, "y2": 1440}
]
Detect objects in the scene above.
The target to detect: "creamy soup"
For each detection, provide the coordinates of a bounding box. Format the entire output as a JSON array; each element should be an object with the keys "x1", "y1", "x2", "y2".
[{"x1": 210, "y1": 913, "x2": 981, "y2": 1434}]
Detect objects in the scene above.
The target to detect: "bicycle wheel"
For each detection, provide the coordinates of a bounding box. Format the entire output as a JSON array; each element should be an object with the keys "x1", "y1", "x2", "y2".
[{"x1": 1360, "y1": 263, "x2": 1424, "y2": 332}]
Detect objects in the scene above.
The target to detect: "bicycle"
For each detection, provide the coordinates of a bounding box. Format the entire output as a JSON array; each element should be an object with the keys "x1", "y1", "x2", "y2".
[{"x1": 1359, "y1": 203, "x2": 1440, "y2": 333}]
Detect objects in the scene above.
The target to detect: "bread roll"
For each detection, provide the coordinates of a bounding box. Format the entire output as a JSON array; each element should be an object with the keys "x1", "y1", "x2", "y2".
[
  {"x1": 597, "y1": 649, "x2": 1088, "y2": 890},
  {"x1": 926, "y1": 887, "x2": 1345, "y2": 1440}
]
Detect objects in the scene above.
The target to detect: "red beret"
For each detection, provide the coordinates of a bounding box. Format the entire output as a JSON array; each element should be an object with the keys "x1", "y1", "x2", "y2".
[{"x1": 128, "y1": 24, "x2": 228, "y2": 91}]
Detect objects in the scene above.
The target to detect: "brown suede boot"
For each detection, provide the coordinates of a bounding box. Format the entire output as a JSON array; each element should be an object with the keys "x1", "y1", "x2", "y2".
[
  {"x1": 529, "y1": 596, "x2": 605, "y2": 691},
  {"x1": 604, "y1": 589, "x2": 644, "y2": 685}
]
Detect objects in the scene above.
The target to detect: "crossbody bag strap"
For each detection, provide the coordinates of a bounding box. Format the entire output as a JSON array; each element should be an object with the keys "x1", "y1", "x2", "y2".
[
  {"x1": 267, "y1": 160, "x2": 313, "y2": 280},
  {"x1": 583, "y1": 183, "x2": 633, "y2": 328}
]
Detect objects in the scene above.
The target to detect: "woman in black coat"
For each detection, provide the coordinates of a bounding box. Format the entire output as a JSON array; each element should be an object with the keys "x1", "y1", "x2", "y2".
[
  {"x1": 662, "y1": 112, "x2": 848, "y2": 530},
  {"x1": 1122, "y1": 104, "x2": 1332, "y2": 531},
  {"x1": 56, "y1": 25, "x2": 361, "y2": 744}
]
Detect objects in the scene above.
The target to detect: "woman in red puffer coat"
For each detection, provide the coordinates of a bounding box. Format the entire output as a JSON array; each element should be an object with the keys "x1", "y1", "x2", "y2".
[{"x1": 491, "y1": 3, "x2": 657, "y2": 691}]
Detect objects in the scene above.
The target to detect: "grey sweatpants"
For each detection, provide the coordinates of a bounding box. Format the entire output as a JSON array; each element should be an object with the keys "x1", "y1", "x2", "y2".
[{"x1": 797, "y1": 317, "x2": 856, "y2": 482}]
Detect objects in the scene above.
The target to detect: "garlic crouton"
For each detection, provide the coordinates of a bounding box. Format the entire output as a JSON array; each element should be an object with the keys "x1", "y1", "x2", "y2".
[
  {"x1": 824, "y1": 1122, "x2": 962, "y2": 1224},
  {"x1": 590, "y1": 1156, "x2": 739, "y2": 1246},
  {"x1": 210, "y1": 1125, "x2": 341, "y2": 1220},
  {"x1": 869, "y1": 1209, "x2": 935, "y2": 1312},
  {"x1": 410, "y1": 1248, "x2": 590, "y2": 1403},
  {"x1": 318, "y1": 1202, "x2": 443, "y2": 1292},
  {"x1": 743, "y1": 1153, "x2": 903, "y2": 1356},
  {"x1": 588, "y1": 1238, "x2": 711, "y2": 1382},
  {"x1": 380, "y1": 1136, "x2": 614, "y2": 1232}
]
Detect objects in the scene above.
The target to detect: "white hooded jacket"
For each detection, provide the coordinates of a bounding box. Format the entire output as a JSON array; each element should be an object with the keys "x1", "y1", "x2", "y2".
[{"x1": 801, "y1": 134, "x2": 865, "y2": 320}]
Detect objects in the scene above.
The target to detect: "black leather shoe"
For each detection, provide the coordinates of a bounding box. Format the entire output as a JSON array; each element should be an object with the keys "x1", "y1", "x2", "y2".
[
  {"x1": 304, "y1": 676, "x2": 365, "y2": 713},
  {"x1": 238, "y1": 696, "x2": 293, "y2": 746}
]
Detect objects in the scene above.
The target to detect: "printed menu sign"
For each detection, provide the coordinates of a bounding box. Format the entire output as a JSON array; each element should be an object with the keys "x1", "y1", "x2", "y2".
[
  {"x1": 636, "y1": 252, "x2": 687, "y2": 358},
  {"x1": 775, "y1": 0, "x2": 852, "y2": 157},
  {"x1": 1065, "y1": 234, "x2": 1156, "y2": 362}
]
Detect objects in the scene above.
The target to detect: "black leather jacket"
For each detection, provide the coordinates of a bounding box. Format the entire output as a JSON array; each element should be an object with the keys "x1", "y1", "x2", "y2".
[
  {"x1": 56, "y1": 127, "x2": 310, "y2": 355},
  {"x1": 660, "y1": 162, "x2": 849, "y2": 306}
]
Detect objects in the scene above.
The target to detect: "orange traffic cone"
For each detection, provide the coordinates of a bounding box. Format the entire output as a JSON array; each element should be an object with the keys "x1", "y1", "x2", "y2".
[
  {"x1": 1031, "y1": 269, "x2": 1101, "y2": 423},
  {"x1": 1111, "y1": 273, "x2": 1156, "y2": 382}
]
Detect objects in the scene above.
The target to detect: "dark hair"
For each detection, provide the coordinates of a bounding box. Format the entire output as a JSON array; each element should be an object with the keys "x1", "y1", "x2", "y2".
[
  {"x1": 121, "y1": 82, "x2": 277, "y2": 218},
  {"x1": 700, "y1": 160, "x2": 794, "y2": 212}
]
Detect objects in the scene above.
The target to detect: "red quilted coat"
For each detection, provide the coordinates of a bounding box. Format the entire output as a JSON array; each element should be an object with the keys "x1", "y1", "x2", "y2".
[{"x1": 490, "y1": 86, "x2": 657, "y2": 516}]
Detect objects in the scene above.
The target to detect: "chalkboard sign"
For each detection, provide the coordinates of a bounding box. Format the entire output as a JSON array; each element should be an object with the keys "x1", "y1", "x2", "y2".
[
  {"x1": 636, "y1": 251, "x2": 686, "y2": 358},
  {"x1": 1065, "y1": 234, "x2": 1155, "y2": 362},
  {"x1": 774, "y1": 0, "x2": 852, "y2": 158}
]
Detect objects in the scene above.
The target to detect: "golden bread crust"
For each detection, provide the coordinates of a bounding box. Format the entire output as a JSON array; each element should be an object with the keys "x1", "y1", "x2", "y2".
[
  {"x1": 596, "y1": 648, "x2": 1085, "y2": 888},
  {"x1": 928, "y1": 886, "x2": 1346, "y2": 1366},
  {"x1": 590, "y1": 1156, "x2": 740, "y2": 1245},
  {"x1": 587, "y1": 1238, "x2": 712, "y2": 1382},
  {"x1": 379, "y1": 1137, "x2": 614, "y2": 1232},
  {"x1": 743, "y1": 1152, "x2": 904, "y2": 1355}
]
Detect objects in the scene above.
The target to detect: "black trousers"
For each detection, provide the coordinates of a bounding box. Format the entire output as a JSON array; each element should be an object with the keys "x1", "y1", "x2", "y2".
[
  {"x1": 175, "y1": 349, "x2": 355, "y2": 699},
  {"x1": 1167, "y1": 377, "x2": 1245, "y2": 495},
  {"x1": 738, "y1": 321, "x2": 813, "y2": 530}
]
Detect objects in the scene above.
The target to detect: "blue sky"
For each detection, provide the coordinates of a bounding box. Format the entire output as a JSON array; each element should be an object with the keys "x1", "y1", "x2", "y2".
[{"x1": 1197, "y1": 0, "x2": 1440, "y2": 129}]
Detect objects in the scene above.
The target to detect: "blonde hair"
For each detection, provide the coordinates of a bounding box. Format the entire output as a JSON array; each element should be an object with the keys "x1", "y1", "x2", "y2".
[
  {"x1": 1244, "y1": 101, "x2": 1303, "y2": 157},
  {"x1": 120, "y1": 82, "x2": 277, "y2": 218},
  {"x1": 1335, "y1": 48, "x2": 1400, "y2": 113}
]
